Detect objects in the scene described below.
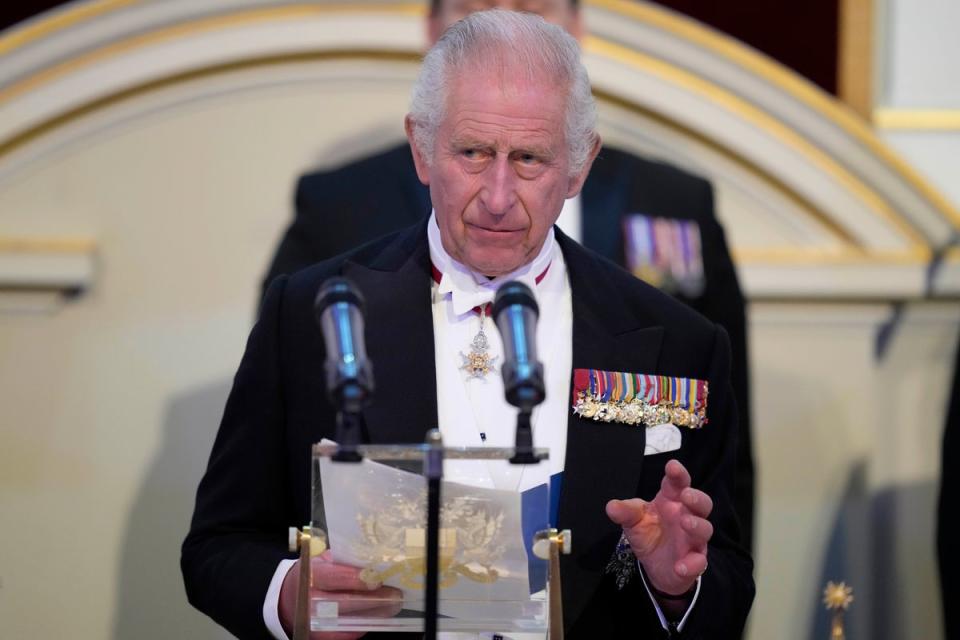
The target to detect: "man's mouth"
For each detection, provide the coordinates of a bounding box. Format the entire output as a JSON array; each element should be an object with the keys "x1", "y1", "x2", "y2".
[{"x1": 466, "y1": 223, "x2": 524, "y2": 235}]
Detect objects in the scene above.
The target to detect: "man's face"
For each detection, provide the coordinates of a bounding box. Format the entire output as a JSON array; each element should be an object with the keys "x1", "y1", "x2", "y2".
[
  {"x1": 406, "y1": 70, "x2": 597, "y2": 276},
  {"x1": 428, "y1": 0, "x2": 582, "y2": 43}
]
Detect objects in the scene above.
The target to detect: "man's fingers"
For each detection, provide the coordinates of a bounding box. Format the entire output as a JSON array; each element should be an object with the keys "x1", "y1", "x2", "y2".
[
  {"x1": 680, "y1": 487, "x2": 713, "y2": 519},
  {"x1": 609, "y1": 499, "x2": 664, "y2": 557},
  {"x1": 659, "y1": 459, "x2": 691, "y2": 499},
  {"x1": 675, "y1": 551, "x2": 708, "y2": 580},
  {"x1": 312, "y1": 559, "x2": 381, "y2": 592},
  {"x1": 315, "y1": 586, "x2": 403, "y2": 615},
  {"x1": 680, "y1": 514, "x2": 714, "y2": 547},
  {"x1": 605, "y1": 498, "x2": 650, "y2": 529},
  {"x1": 357, "y1": 601, "x2": 404, "y2": 619}
]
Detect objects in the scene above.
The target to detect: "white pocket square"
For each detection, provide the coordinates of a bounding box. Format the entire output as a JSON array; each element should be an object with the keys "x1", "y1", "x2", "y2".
[{"x1": 644, "y1": 422, "x2": 681, "y2": 455}]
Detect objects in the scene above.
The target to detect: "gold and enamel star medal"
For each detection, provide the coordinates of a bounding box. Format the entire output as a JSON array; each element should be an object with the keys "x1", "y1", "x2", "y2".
[{"x1": 460, "y1": 306, "x2": 498, "y2": 379}]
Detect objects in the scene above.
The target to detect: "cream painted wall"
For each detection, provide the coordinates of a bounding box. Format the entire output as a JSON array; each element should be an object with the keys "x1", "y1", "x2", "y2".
[
  {"x1": 0, "y1": 62, "x2": 414, "y2": 639},
  {"x1": 883, "y1": 0, "x2": 960, "y2": 106},
  {"x1": 748, "y1": 302, "x2": 958, "y2": 639},
  {"x1": 880, "y1": 0, "x2": 960, "y2": 220},
  {"x1": 873, "y1": 7, "x2": 960, "y2": 633}
]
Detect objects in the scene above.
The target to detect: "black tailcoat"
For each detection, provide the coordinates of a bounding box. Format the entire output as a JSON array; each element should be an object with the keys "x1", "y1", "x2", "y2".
[
  {"x1": 263, "y1": 145, "x2": 755, "y2": 549},
  {"x1": 185, "y1": 222, "x2": 754, "y2": 639}
]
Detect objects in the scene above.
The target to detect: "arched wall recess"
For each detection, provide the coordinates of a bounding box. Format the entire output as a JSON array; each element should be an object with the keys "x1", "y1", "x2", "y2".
[{"x1": 1, "y1": 0, "x2": 956, "y2": 298}]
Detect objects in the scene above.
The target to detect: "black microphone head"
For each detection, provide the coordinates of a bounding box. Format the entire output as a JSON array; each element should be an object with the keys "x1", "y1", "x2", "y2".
[
  {"x1": 492, "y1": 280, "x2": 544, "y2": 411},
  {"x1": 314, "y1": 276, "x2": 373, "y2": 412},
  {"x1": 314, "y1": 276, "x2": 365, "y2": 320},
  {"x1": 492, "y1": 281, "x2": 539, "y2": 321}
]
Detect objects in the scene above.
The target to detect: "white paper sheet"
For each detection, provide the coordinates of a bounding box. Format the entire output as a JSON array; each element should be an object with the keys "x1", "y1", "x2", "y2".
[{"x1": 319, "y1": 451, "x2": 538, "y2": 622}]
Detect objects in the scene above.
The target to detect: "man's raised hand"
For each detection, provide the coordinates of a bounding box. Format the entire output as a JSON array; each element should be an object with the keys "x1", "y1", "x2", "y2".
[{"x1": 605, "y1": 459, "x2": 713, "y2": 597}]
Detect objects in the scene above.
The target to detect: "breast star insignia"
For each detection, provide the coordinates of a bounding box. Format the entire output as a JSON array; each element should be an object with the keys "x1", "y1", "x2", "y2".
[{"x1": 460, "y1": 328, "x2": 498, "y2": 379}]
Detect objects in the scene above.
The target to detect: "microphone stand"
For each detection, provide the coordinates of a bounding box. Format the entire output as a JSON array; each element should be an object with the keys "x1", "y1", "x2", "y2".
[
  {"x1": 492, "y1": 281, "x2": 545, "y2": 466},
  {"x1": 423, "y1": 429, "x2": 443, "y2": 640},
  {"x1": 510, "y1": 408, "x2": 540, "y2": 465},
  {"x1": 332, "y1": 384, "x2": 365, "y2": 463},
  {"x1": 315, "y1": 277, "x2": 371, "y2": 463}
]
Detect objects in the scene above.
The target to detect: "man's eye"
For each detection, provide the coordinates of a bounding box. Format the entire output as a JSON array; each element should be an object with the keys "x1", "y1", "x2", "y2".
[
  {"x1": 517, "y1": 153, "x2": 540, "y2": 165},
  {"x1": 461, "y1": 148, "x2": 485, "y2": 160}
]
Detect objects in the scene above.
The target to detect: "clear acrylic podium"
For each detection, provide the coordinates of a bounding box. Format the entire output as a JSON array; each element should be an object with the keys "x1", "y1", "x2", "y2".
[{"x1": 289, "y1": 439, "x2": 571, "y2": 639}]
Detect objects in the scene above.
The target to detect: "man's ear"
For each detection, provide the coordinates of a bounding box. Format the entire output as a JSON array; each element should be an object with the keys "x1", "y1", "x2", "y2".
[
  {"x1": 565, "y1": 133, "x2": 602, "y2": 198},
  {"x1": 405, "y1": 114, "x2": 431, "y2": 186}
]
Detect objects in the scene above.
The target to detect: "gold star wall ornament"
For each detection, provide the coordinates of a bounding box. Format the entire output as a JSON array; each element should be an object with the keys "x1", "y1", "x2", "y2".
[
  {"x1": 823, "y1": 581, "x2": 853, "y2": 640},
  {"x1": 823, "y1": 581, "x2": 854, "y2": 610}
]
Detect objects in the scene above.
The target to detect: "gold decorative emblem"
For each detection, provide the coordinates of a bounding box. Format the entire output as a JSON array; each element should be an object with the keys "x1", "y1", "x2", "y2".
[
  {"x1": 354, "y1": 494, "x2": 504, "y2": 589},
  {"x1": 823, "y1": 581, "x2": 853, "y2": 639},
  {"x1": 461, "y1": 346, "x2": 496, "y2": 378},
  {"x1": 460, "y1": 307, "x2": 498, "y2": 379}
]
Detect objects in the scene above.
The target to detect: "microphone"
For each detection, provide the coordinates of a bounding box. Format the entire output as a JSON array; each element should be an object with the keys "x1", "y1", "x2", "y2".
[
  {"x1": 492, "y1": 281, "x2": 545, "y2": 412},
  {"x1": 314, "y1": 277, "x2": 374, "y2": 415}
]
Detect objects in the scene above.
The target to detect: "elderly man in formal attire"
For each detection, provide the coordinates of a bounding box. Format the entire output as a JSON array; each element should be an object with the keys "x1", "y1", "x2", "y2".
[
  {"x1": 264, "y1": 0, "x2": 756, "y2": 553},
  {"x1": 184, "y1": 10, "x2": 754, "y2": 639}
]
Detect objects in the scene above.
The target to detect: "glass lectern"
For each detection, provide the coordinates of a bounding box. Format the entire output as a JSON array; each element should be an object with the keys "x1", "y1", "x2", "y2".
[{"x1": 288, "y1": 440, "x2": 570, "y2": 639}]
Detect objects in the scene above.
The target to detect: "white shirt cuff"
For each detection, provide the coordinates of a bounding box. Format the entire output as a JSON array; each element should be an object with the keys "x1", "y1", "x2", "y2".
[
  {"x1": 263, "y1": 558, "x2": 298, "y2": 640},
  {"x1": 637, "y1": 561, "x2": 701, "y2": 633}
]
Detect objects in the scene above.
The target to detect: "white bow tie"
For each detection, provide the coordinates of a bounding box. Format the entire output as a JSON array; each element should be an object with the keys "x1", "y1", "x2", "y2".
[
  {"x1": 426, "y1": 210, "x2": 556, "y2": 316},
  {"x1": 437, "y1": 266, "x2": 498, "y2": 316},
  {"x1": 436, "y1": 262, "x2": 551, "y2": 317}
]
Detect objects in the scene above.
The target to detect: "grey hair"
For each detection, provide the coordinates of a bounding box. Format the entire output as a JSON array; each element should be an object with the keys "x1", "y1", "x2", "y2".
[{"x1": 409, "y1": 9, "x2": 597, "y2": 176}]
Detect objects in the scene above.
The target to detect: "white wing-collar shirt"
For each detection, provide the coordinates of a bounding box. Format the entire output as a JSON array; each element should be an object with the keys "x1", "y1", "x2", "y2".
[{"x1": 264, "y1": 204, "x2": 696, "y2": 639}]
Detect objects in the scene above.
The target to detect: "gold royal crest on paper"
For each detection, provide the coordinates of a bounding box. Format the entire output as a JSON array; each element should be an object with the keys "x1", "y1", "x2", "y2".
[{"x1": 354, "y1": 493, "x2": 505, "y2": 589}]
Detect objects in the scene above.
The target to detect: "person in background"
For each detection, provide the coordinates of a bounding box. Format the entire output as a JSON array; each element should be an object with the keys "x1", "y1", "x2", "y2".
[{"x1": 262, "y1": 0, "x2": 756, "y2": 552}]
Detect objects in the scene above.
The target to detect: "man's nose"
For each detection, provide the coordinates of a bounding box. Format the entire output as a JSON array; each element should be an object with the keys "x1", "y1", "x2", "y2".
[{"x1": 479, "y1": 154, "x2": 517, "y2": 216}]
